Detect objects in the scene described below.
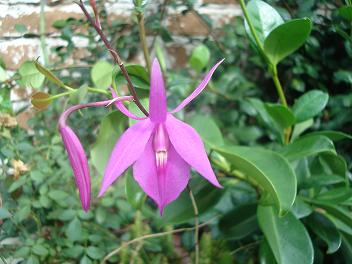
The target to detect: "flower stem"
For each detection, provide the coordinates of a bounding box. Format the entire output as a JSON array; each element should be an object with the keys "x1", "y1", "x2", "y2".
[
  {"x1": 187, "y1": 185, "x2": 199, "y2": 264},
  {"x1": 136, "y1": 11, "x2": 152, "y2": 73},
  {"x1": 76, "y1": 0, "x2": 149, "y2": 117}
]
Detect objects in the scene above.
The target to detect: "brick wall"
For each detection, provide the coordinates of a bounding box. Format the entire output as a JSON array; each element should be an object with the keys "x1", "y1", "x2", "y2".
[{"x1": 0, "y1": 0, "x2": 240, "y2": 70}]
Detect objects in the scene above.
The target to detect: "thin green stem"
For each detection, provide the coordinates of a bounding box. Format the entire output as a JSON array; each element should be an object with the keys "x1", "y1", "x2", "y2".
[
  {"x1": 271, "y1": 67, "x2": 287, "y2": 107},
  {"x1": 187, "y1": 185, "x2": 199, "y2": 264},
  {"x1": 136, "y1": 12, "x2": 152, "y2": 73},
  {"x1": 238, "y1": 0, "x2": 268, "y2": 63}
]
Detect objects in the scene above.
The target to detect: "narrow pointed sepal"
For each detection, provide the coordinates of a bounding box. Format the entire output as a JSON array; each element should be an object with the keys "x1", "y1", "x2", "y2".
[
  {"x1": 149, "y1": 58, "x2": 167, "y2": 123},
  {"x1": 165, "y1": 115, "x2": 222, "y2": 188}
]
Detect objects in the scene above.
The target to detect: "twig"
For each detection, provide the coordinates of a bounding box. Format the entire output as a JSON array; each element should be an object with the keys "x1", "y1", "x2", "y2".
[
  {"x1": 136, "y1": 11, "x2": 152, "y2": 73},
  {"x1": 76, "y1": 0, "x2": 149, "y2": 116},
  {"x1": 187, "y1": 185, "x2": 199, "y2": 264},
  {"x1": 100, "y1": 217, "x2": 217, "y2": 264}
]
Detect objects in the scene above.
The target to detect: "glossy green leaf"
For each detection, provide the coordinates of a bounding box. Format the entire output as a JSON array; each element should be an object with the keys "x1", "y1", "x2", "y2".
[
  {"x1": 125, "y1": 170, "x2": 145, "y2": 210},
  {"x1": 291, "y1": 197, "x2": 313, "y2": 219},
  {"x1": 245, "y1": 0, "x2": 283, "y2": 44},
  {"x1": 257, "y1": 205, "x2": 314, "y2": 264},
  {"x1": 291, "y1": 119, "x2": 314, "y2": 141},
  {"x1": 300, "y1": 174, "x2": 344, "y2": 189},
  {"x1": 91, "y1": 111, "x2": 127, "y2": 175},
  {"x1": 307, "y1": 213, "x2": 341, "y2": 254},
  {"x1": 34, "y1": 60, "x2": 66, "y2": 89},
  {"x1": 215, "y1": 146, "x2": 296, "y2": 216},
  {"x1": 279, "y1": 135, "x2": 336, "y2": 161},
  {"x1": 189, "y1": 44, "x2": 210, "y2": 72},
  {"x1": 91, "y1": 60, "x2": 113, "y2": 89},
  {"x1": 219, "y1": 203, "x2": 258, "y2": 240},
  {"x1": 316, "y1": 188, "x2": 352, "y2": 204},
  {"x1": 341, "y1": 232, "x2": 352, "y2": 262},
  {"x1": 115, "y1": 64, "x2": 150, "y2": 90},
  {"x1": 264, "y1": 18, "x2": 312, "y2": 65},
  {"x1": 303, "y1": 130, "x2": 352, "y2": 142},
  {"x1": 86, "y1": 246, "x2": 104, "y2": 259},
  {"x1": 265, "y1": 103, "x2": 296, "y2": 129},
  {"x1": 19, "y1": 61, "x2": 45, "y2": 89},
  {"x1": 292, "y1": 90, "x2": 329, "y2": 122},
  {"x1": 188, "y1": 114, "x2": 224, "y2": 149},
  {"x1": 339, "y1": 6, "x2": 352, "y2": 21},
  {"x1": 162, "y1": 177, "x2": 224, "y2": 224}
]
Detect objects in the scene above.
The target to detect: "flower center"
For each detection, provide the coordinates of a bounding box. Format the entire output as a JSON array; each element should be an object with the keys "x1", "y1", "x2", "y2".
[{"x1": 153, "y1": 124, "x2": 170, "y2": 171}]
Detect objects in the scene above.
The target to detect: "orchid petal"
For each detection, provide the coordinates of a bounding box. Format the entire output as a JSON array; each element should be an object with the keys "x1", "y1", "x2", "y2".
[
  {"x1": 110, "y1": 88, "x2": 146, "y2": 120},
  {"x1": 171, "y1": 59, "x2": 224, "y2": 113},
  {"x1": 99, "y1": 119, "x2": 154, "y2": 196},
  {"x1": 149, "y1": 58, "x2": 167, "y2": 123},
  {"x1": 133, "y1": 137, "x2": 190, "y2": 214},
  {"x1": 165, "y1": 115, "x2": 221, "y2": 188},
  {"x1": 59, "y1": 125, "x2": 91, "y2": 211}
]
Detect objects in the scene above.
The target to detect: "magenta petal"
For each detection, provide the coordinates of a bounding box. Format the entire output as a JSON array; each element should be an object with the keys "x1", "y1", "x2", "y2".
[
  {"x1": 110, "y1": 88, "x2": 147, "y2": 120},
  {"x1": 99, "y1": 118, "x2": 154, "y2": 196},
  {"x1": 133, "y1": 137, "x2": 190, "y2": 214},
  {"x1": 165, "y1": 115, "x2": 222, "y2": 188},
  {"x1": 171, "y1": 59, "x2": 224, "y2": 113},
  {"x1": 149, "y1": 58, "x2": 167, "y2": 123},
  {"x1": 59, "y1": 125, "x2": 91, "y2": 211}
]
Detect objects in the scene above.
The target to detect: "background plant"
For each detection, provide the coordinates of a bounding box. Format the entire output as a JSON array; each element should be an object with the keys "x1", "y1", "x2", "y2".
[{"x1": 0, "y1": 0, "x2": 351, "y2": 263}]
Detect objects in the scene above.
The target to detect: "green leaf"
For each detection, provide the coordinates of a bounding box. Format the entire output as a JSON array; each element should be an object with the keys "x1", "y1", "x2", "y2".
[
  {"x1": 66, "y1": 217, "x2": 83, "y2": 242},
  {"x1": 264, "y1": 18, "x2": 312, "y2": 65},
  {"x1": 303, "y1": 130, "x2": 352, "y2": 142},
  {"x1": 257, "y1": 205, "x2": 314, "y2": 264},
  {"x1": 34, "y1": 60, "x2": 66, "y2": 88},
  {"x1": 19, "y1": 61, "x2": 45, "y2": 89},
  {"x1": 162, "y1": 177, "x2": 224, "y2": 224},
  {"x1": 187, "y1": 114, "x2": 224, "y2": 149},
  {"x1": 86, "y1": 246, "x2": 104, "y2": 260},
  {"x1": 265, "y1": 103, "x2": 296, "y2": 129},
  {"x1": 189, "y1": 44, "x2": 210, "y2": 72},
  {"x1": 292, "y1": 90, "x2": 329, "y2": 122},
  {"x1": 8, "y1": 177, "x2": 27, "y2": 193},
  {"x1": 91, "y1": 60, "x2": 113, "y2": 89},
  {"x1": 316, "y1": 188, "x2": 352, "y2": 204},
  {"x1": 26, "y1": 255, "x2": 40, "y2": 264},
  {"x1": 48, "y1": 190, "x2": 69, "y2": 200},
  {"x1": 279, "y1": 135, "x2": 336, "y2": 161},
  {"x1": 125, "y1": 170, "x2": 145, "y2": 210},
  {"x1": 219, "y1": 203, "x2": 258, "y2": 240},
  {"x1": 0, "y1": 208, "x2": 11, "y2": 219},
  {"x1": 115, "y1": 64, "x2": 150, "y2": 90},
  {"x1": 128, "y1": 98, "x2": 149, "y2": 126},
  {"x1": 291, "y1": 119, "x2": 314, "y2": 141},
  {"x1": 15, "y1": 23, "x2": 27, "y2": 33},
  {"x1": 245, "y1": 0, "x2": 283, "y2": 44},
  {"x1": 291, "y1": 197, "x2": 313, "y2": 219},
  {"x1": 300, "y1": 174, "x2": 344, "y2": 189},
  {"x1": 32, "y1": 244, "x2": 49, "y2": 256},
  {"x1": 215, "y1": 146, "x2": 296, "y2": 216},
  {"x1": 307, "y1": 213, "x2": 341, "y2": 254},
  {"x1": 91, "y1": 111, "x2": 127, "y2": 175},
  {"x1": 339, "y1": 6, "x2": 352, "y2": 21}
]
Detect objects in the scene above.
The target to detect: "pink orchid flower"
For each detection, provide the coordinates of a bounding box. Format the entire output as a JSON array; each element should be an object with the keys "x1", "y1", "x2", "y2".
[
  {"x1": 59, "y1": 96, "x2": 132, "y2": 211},
  {"x1": 99, "y1": 58, "x2": 224, "y2": 214}
]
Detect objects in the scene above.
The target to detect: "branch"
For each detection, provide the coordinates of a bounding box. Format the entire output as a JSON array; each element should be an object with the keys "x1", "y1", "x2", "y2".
[{"x1": 76, "y1": 0, "x2": 149, "y2": 116}]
